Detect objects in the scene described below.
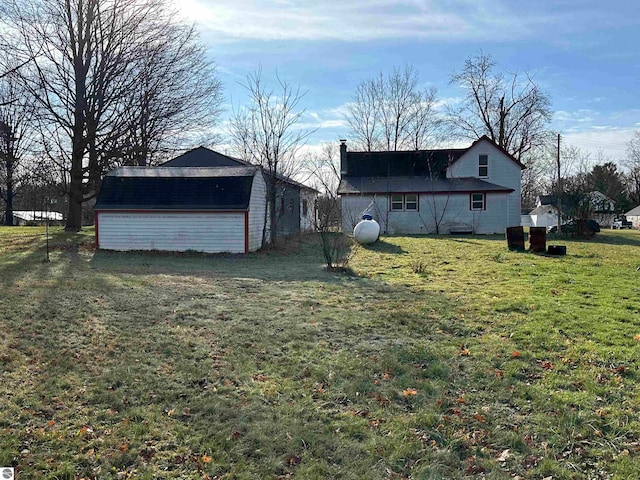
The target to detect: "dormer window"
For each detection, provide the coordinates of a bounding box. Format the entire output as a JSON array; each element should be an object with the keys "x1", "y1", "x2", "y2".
[{"x1": 479, "y1": 155, "x2": 488, "y2": 177}]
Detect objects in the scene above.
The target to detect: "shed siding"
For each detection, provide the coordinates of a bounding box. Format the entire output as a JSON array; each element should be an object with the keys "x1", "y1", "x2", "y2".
[
  {"x1": 97, "y1": 212, "x2": 246, "y2": 253},
  {"x1": 248, "y1": 172, "x2": 267, "y2": 251},
  {"x1": 447, "y1": 140, "x2": 521, "y2": 228}
]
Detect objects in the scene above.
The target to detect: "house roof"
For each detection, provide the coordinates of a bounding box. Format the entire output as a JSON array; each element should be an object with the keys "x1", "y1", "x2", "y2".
[
  {"x1": 95, "y1": 166, "x2": 257, "y2": 211},
  {"x1": 159, "y1": 146, "x2": 318, "y2": 192},
  {"x1": 338, "y1": 176, "x2": 514, "y2": 195},
  {"x1": 11, "y1": 210, "x2": 64, "y2": 221},
  {"x1": 528, "y1": 205, "x2": 557, "y2": 216},
  {"x1": 158, "y1": 147, "x2": 246, "y2": 168},
  {"x1": 344, "y1": 149, "x2": 466, "y2": 177},
  {"x1": 625, "y1": 205, "x2": 640, "y2": 216},
  {"x1": 342, "y1": 135, "x2": 526, "y2": 178}
]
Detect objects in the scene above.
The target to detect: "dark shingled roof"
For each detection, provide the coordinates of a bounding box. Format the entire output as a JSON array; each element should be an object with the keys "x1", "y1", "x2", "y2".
[
  {"x1": 344, "y1": 149, "x2": 466, "y2": 177},
  {"x1": 95, "y1": 167, "x2": 257, "y2": 210},
  {"x1": 158, "y1": 147, "x2": 245, "y2": 168},
  {"x1": 338, "y1": 176, "x2": 514, "y2": 195},
  {"x1": 159, "y1": 146, "x2": 318, "y2": 192}
]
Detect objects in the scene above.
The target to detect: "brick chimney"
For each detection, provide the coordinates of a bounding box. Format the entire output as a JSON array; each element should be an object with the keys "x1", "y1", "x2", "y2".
[{"x1": 339, "y1": 139, "x2": 347, "y2": 175}]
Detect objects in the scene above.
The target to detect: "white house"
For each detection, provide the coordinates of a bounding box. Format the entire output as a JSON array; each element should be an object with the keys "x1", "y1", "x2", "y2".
[
  {"x1": 625, "y1": 205, "x2": 640, "y2": 228},
  {"x1": 337, "y1": 136, "x2": 523, "y2": 235},
  {"x1": 527, "y1": 192, "x2": 616, "y2": 228}
]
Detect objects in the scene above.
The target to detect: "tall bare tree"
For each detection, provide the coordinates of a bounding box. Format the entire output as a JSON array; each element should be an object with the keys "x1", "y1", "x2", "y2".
[
  {"x1": 229, "y1": 69, "x2": 313, "y2": 244},
  {"x1": 625, "y1": 131, "x2": 640, "y2": 206},
  {"x1": 448, "y1": 52, "x2": 552, "y2": 162},
  {"x1": 3, "y1": 0, "x2": 223, "y2": 231},
  {"x1": 0, "y1": 70, "x2": 37, "y2": 225},
  {"x1": 303, "y1": 143, "x2": 340, "y2": 197},
  {"x1": 346, "y1": 65, "x2": 441, "y2": 152},
  {"x1": 114, "y1": 23, "x2": 223, "y2": 168}
]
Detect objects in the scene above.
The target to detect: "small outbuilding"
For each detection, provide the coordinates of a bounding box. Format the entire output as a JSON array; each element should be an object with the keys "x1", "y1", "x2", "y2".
[{"x1": 94, "y1": 166, "x2": 267, "y2": 253}]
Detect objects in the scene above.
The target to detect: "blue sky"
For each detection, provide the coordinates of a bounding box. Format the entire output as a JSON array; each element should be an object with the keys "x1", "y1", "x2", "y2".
[{"x1": 177, "y1": 0, "x2": 640, "y2": 160}]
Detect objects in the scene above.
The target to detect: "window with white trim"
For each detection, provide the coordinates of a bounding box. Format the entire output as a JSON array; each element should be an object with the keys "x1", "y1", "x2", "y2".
[
  {"x1": 405, "y1": 194, "x2": 418, "y2": 211},
  {"x1": 470, "y1": 193, "x2": 485, "y2": 211},
  {"x1": 390, "y1": 194, "x2": 419, "y2": 211},
  {"x1": 478, "y1": 154, "x2": 488, "y2": 177},
  {"x1": 390, "y1": 194, "x2": 404, "y2": 211}
]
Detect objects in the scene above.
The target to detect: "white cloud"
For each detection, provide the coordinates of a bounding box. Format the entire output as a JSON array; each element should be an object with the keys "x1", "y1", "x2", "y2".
[{"x1": 176, "y1": 0, "x2": 627, "y2": 44}]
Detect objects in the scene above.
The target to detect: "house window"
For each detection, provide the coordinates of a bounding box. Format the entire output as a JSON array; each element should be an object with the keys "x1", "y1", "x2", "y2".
[
  {"x1": 390, "y1": 194, "x2": 419, "y2": 211},
  {"x1": 302, "y1": 199, "x2": 308, "y2": 216},
  {"x1": 390, "y1": 194, "x2": 404, "y2": 211},
  {"x1": 479, "y1": 155, "x2": 488, "y2": 177},
  {"x1": 470, "y1": 193, "x2": 485, "y2": 211},
  {"x1": 405, "y1": 194, "x2": 418, "y2": 211}
]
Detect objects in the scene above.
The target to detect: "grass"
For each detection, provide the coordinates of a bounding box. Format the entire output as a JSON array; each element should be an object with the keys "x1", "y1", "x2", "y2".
[{"x1": 1, "y1": 226, "x2": 639, "y2": 479}]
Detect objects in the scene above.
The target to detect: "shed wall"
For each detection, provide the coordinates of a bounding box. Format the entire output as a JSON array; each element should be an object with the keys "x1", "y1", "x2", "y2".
[
  {"x1": 248, "y1": 173, "x2": 267, "y2": 251},
  {"x1": 97, "y1": 212, "x2": 246, "y2": 253}
]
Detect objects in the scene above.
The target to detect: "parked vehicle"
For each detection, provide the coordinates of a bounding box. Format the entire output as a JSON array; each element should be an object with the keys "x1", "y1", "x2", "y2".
[
  {"x1": 611, "y1": 216, "x2": 633, "y2": 229},
  {"x1": 548, "y1": 219, "x2": 601, "y2": 234}
]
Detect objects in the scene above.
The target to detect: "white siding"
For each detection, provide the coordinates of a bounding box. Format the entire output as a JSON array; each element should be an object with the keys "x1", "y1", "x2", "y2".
[
  {"x1": 446, "y1": 139, "x2": 522, "y2": 228},
  {"x1": 342, "y1": 192, "x2": 512, "y2": 235},
  {"x1": 248, "y1": 172, "x2": 267, "y2": 251},
  {"x1": 98, "y1": 212, "x2": 246, "y2": 253},
  {"x1": 300, "y1": 190, "x2": 317, "y2": 232},
  {"x1": 341, "y1": 195, "x2": 388, "y2": 233}
]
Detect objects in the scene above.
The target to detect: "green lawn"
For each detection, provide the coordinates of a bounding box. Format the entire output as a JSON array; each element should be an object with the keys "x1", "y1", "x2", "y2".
[{"x1": 1, "y1": 227, "x2": 639, "y2": 479}]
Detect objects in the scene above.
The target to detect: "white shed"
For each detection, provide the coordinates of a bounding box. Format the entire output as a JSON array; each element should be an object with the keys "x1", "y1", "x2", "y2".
[{"x1": 94, "y1": 166, "x2": 267, "y2": 253}]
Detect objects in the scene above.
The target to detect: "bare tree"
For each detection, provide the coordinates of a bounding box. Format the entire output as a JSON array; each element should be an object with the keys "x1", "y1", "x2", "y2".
[
  {"x1": 346, "y1": 65, "x2": 441, "y2": 152},
  {"x1": 0, "y1": 71, "x2": 37, "y2": 225},
  {"x1": 625, "y1": 131, "x2": 640, "y2": 206},
  {"x1": 114, "y1": 23, "x2": 223, "y2": 168},
  {"x1": 3, "y1": 0, "x2": 223, "y2": 231},
  {"x1": 229, "y1": 69, "x2": 314, "y2": 244},
  {"x1": 448, "y1": 52, "x2": 552, "y2": 162},
  {"x1": 303, "y1": 143, "x2": 340, "y2": 197}
]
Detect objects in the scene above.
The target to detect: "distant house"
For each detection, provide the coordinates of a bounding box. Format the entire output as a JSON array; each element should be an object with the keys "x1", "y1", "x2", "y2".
[
  {"x1": 625, "y1": 205, "x2": 640, "y2": 228},
  {"x1": 94, "y1": 147, "x2": 317, "y2": 253},
  {"x1": 337, "y1": 136, "x2": 523, "y2": 234},
  {"x1": 2, "y1": 210, "x2": 64, "y2": 226},
  {"x1": 527, "y1": 192, "x2": 616, "y2": 228}
]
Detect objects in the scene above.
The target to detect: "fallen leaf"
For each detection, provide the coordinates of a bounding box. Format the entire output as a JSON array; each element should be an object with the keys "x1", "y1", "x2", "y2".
[
  {"x1": 497, "y1": 449, "x2": 511, "y2": 462},
  {"x1": 541, "y1": 361, "x2": 554, "y2": 370},
  {"x1": 285, "y1": 454, "x2": 301, "y2": 466},
  {"x1": 460, "y1": 348, "x2": 470, "y2": 356},
  {"x1": 403, "y1": 388, "x2": 417, "y2": 397},
  {"x1": 456, "y1": 396, "x2": 466, "y2": 404},
  {"x1": 119, "y1": 443, "x2": 129, "y2": 452},
  {"x1": 512, "y1": 351, "x2": 521, "y2": 358},
  {"x1": 47, "y1": 420, "x2": 56, "y2": 427},
  {"x1": 167, "y1": 409, "x2": 176, "y2": 416},
  {"x1": 201, "y1": 455, "x2": 212, "y2": 463},
  {"x1": 107, "y1": 344, "x2": 115, "y2": 351},
  {"x1": 473, "y1": 413, "x2": 486, "y2": 423},
  {"x1": 634, "y1": 334, "x2": 640, "y2": 342},
  {"x1": 494, "y1": 369, "x2": 504, "y2": 378}
]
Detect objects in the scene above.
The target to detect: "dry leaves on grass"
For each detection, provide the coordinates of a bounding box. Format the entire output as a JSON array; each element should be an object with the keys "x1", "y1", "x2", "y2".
[{"x1": 402, "y1": 388, "x2": 418, "y2": 397}]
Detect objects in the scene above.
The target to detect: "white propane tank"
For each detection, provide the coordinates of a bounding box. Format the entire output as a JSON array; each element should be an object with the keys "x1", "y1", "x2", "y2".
[{"x1": 353, "y1": 214, "x2": 380, "y2": 244}]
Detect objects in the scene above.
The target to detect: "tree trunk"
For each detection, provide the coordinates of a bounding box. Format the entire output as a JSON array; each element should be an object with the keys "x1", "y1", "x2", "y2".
[
  {"x1": 268, "y1": 179, "x2": 277, "y2": 245},
  {"x1": 3, "y1": 152, "x2": 14, "y2": 225}
]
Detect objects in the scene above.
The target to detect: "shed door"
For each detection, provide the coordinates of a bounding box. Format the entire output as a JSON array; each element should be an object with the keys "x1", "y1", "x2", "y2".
[{"x1": 97, "y1": 212, "x2": 246, "y2": 253}]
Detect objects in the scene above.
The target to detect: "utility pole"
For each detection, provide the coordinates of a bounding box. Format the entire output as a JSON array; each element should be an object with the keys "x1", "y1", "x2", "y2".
[{"x1": 556, "y1": 133, "x2": 562, "y2": 234}]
